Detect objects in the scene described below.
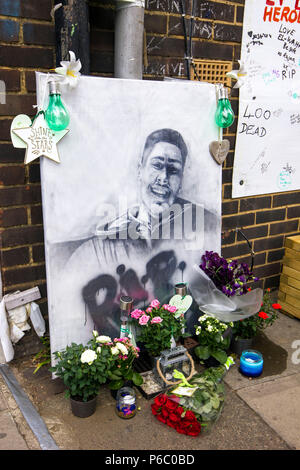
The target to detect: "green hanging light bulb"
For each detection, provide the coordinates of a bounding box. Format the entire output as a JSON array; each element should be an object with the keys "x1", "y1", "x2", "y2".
[
  {"x1": 45, "y1": 81, "x2": 70, "y2": 131},
  {"x1": 215, "y1": 85, "x2": 235, "y2": 129}
]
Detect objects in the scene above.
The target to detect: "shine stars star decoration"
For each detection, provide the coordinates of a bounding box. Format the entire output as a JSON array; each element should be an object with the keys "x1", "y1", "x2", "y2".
[{"x1": 12, "y1": 113, "x2": 69, "y2": 164}]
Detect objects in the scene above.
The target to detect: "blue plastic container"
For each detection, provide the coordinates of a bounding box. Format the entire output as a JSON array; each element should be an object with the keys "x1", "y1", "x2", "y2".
[{"x1": 239, "y1": 350, "x2": 263, "y2": 377}]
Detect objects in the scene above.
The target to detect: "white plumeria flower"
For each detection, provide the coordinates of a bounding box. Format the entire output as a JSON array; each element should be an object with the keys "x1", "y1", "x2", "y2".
[
  {"x1": 226, "y1": 60, "x2": 247, "y2": 89},
  {"x1": 116, "y1": 342, "x2": 128, "y2": 356},
  {"x1": 55, "y1": 50, "x2": 82, "y2": 88},
  {"x1": 96, "y1": 335, "x2": 112, "y2": 343},
  {"x1": 80, "y1": 349, "x2": 97, "y2": 365}
]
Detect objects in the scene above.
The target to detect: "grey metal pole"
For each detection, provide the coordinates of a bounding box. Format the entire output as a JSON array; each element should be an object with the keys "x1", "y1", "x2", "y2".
[{"x1": 114, "y1": 1, "x2": 145, "y2": 79}]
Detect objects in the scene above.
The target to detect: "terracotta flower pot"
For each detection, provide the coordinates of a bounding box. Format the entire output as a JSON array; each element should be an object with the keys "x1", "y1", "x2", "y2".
[{"x1": 70, "y1": 395, "x2": 97, "y2": 418}]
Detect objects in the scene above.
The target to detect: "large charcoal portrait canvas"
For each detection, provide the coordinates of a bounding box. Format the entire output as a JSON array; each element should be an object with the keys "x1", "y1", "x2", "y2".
[{"x1": 36, "y1": 73, "x2": 222, "y2": 358}]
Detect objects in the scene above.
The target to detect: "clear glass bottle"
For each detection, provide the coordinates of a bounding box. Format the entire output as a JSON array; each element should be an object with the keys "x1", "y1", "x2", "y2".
[
  {"x1": 116, "y1": 387, "x2": 137, "y2": 419},
  {"x1": 119, "y1": 295, "x2": 133, "y2": 338}
]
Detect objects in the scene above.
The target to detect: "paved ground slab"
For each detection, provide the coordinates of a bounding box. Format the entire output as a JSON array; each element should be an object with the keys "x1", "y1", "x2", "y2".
[
  {"x1": 0, "y1": 409, "x2": 28, "y2": 450},
  {"x1": 0, "y1": 373, "x2": 40, "y2": 450},
  {"x1": 237, "y1": 373, "x2": 300, "y2": 450},
  {"x1": 224, "y1": 312, "x2": 300, "y2": 391},
  {"x1": 9, "y1": 364, "x2": 290, "y2": 451},
  {"x1": 2, "y1": 305, "x2": 299, "y2": 451}
]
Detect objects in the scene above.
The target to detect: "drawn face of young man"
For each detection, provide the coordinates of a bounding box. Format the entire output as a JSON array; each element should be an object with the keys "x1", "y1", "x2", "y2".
[{"x1": 139, "y1": 141, "x2": 184, "y2": 217}]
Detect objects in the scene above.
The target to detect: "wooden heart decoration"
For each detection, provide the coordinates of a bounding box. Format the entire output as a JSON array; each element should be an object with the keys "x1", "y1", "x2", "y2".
[{"x1": 209, "y1": 139, "x2": 230, "y2": 165}]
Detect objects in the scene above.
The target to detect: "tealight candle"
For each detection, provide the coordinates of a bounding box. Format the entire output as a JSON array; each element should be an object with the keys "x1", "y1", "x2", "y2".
[{"x1": 239, "y1": 350, "x2": 263, "y2": 377}]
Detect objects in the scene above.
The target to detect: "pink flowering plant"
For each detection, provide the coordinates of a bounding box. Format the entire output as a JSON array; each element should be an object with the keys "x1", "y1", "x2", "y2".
[
  {"x1": 130, "y1": 300, "x2": 185, "y2": 357},
  {"x1": 107, "y1": 337, "x2": 143, "y2": 390},
  {"x1": 88, "y1": 333, "x2": 143, "y2": 391}
]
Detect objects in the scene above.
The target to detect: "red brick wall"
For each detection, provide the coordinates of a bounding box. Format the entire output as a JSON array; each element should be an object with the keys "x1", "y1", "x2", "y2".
[
  {"x1": 0, "y1": 0, "x2": 55, "y2": 355},
  {"x1": 0, "y1": 0, "x2": 300, "y2": 356}
]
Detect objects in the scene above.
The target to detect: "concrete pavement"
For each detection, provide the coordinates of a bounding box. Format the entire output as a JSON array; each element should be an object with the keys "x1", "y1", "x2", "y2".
[
  {"x1": 223, "y1": 310, "x2": 300, "y2": 450},
  {"x1": 0, "y1": 372, "x2": 39, "y2": 450},
  {"x1": 0, "y1": 308, "x2": 299, "y2": 451}
]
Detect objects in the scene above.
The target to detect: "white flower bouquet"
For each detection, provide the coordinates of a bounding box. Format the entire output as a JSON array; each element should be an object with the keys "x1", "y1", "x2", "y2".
[{"x1": 50, "y1": 337, "x2": 115, "y2": 402}]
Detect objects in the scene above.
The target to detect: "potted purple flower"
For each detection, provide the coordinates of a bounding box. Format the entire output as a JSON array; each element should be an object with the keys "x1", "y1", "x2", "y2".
[
  {"x1": 198, "y1": 251, "x2": 260, "y2": 359},
  {"x1": 200, "y1": 250, "x2": 259, "y2": 298}
]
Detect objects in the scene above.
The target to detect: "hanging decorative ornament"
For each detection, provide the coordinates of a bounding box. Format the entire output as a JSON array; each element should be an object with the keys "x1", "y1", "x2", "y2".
[
  {"x1": 214, "y1": 84, "x2": 235, "y2": 129},
  {"x1": 45, "y1": 81, "x2": 70, "y2": 131},
  {"x1": 226, "y1": 60, "x2": 248, "y2": 89},
  {"x1": 12, "y1": 113, "x2": 69, "y2": 164},
  {"x1": 54, "y1": 50, "x2": 82, "y2": 88},
  {"x1": 10, "y1": 114, "x2": 32, "y2": 148},
  {"x1": 209, "y1": 84, "x2": 232, "y2": 165},
  {"x1": 209, "y1": 139, "x2": 230, "y2": 165},
  {"x1": 10, "y1": 50, "x2": 79, "y2": 165}
]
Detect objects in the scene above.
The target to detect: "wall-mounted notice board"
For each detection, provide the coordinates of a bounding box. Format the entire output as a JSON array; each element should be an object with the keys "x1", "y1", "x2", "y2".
[{"x1": 232, "y1": 0, "x2": 300, "y2": 198}]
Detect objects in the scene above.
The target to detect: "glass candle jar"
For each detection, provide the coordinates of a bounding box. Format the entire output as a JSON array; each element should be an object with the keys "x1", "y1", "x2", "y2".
[
  {"x1": 239, "y1": 350, "x2": 263, "y2": 377},
  {"x1": 116, "y1": 387, "x2": 137, "y2": 419}
]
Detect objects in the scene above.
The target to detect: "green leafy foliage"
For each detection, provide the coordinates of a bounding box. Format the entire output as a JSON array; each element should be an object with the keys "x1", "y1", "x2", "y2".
[
  {"x1": 129, "y1": 301, "x2": 185, "y2": 357},
  {"x1": 232, "y1": 289, "x2": 280, "y2": 339},
  {"x1": 194, "y1": 315, "x2": 232, "y2": 365},
  {"x1": 32, "y1": 335, "x2": 51, "y2": 374},
  {"x1": 171, "y1": 369, "x2": 225, "y2": 427},
  {"x1": 105, "y1": 336, "x2": 143, "y2": 391},
  {"x1": 50, "y1": 341, "x2": 114, "y2": 402}
]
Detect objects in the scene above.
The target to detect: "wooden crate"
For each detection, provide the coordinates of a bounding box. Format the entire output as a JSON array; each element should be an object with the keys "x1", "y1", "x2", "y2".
[{"x1": 279, "y1": 235, "x2": 300, "y2": 319}]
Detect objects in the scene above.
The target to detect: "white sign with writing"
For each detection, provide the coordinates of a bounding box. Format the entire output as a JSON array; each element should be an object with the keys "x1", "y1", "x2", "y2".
[{"x1": 232, "y1": 0, "x2": 300, "y2": 197}]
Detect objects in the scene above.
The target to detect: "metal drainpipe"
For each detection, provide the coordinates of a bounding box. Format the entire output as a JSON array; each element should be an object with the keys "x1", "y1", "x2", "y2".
[{"x1": 114, "y1": 0, "x2": 145, "y2": 79}]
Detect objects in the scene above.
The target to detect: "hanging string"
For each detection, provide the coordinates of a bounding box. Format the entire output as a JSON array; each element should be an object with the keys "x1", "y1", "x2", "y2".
[
  {"x1": 189, "y1": 0, "x2": 201, "y2": 82},
  {"x1": 218, "y1": 126, "x2": 222, "y2": 143},
  {"x1": 30, "y1": 73, "x2": 55, "y2": 126},
  {"x1": 31, "y1": 110, "x2": 45, "y2": 125},
  {"x1": 179, "y1": 0, "x2": 191, "y2": 80},
  {"x1": 179, "y1": 0, "x2": 201, "y2": 82},
  {"x1": 235, "y1": 228, "x2": 255, "y2": 272},
  {"x1": 222, "y1": 228, "x2": 255, "y2": 273}
]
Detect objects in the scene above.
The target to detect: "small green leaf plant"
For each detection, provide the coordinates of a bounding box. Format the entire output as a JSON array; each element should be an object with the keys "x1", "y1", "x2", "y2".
[
  {"x1": 32, "y1": 335, "x2": 51, "y2": 374},
  {"x1": 187, "y1": 370, "x2": 226, "y2": 426},
  {"x1": 50, "y1": 337, "x2": 115, "y2": 402},
  {"x1": 105, "y1": 336, "x2": 143, "y2": 391},
  {"x1": 194, "y1": 314, "x2": 232, "y2": 365},
  {"x1": 231, "y1": 288, "x2": 280, "y2": 340}
]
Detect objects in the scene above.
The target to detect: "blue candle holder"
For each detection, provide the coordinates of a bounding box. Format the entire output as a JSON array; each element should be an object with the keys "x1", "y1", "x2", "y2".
[{"x1": 239, "y1": 350, "x2": 263, "y2": 377}]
